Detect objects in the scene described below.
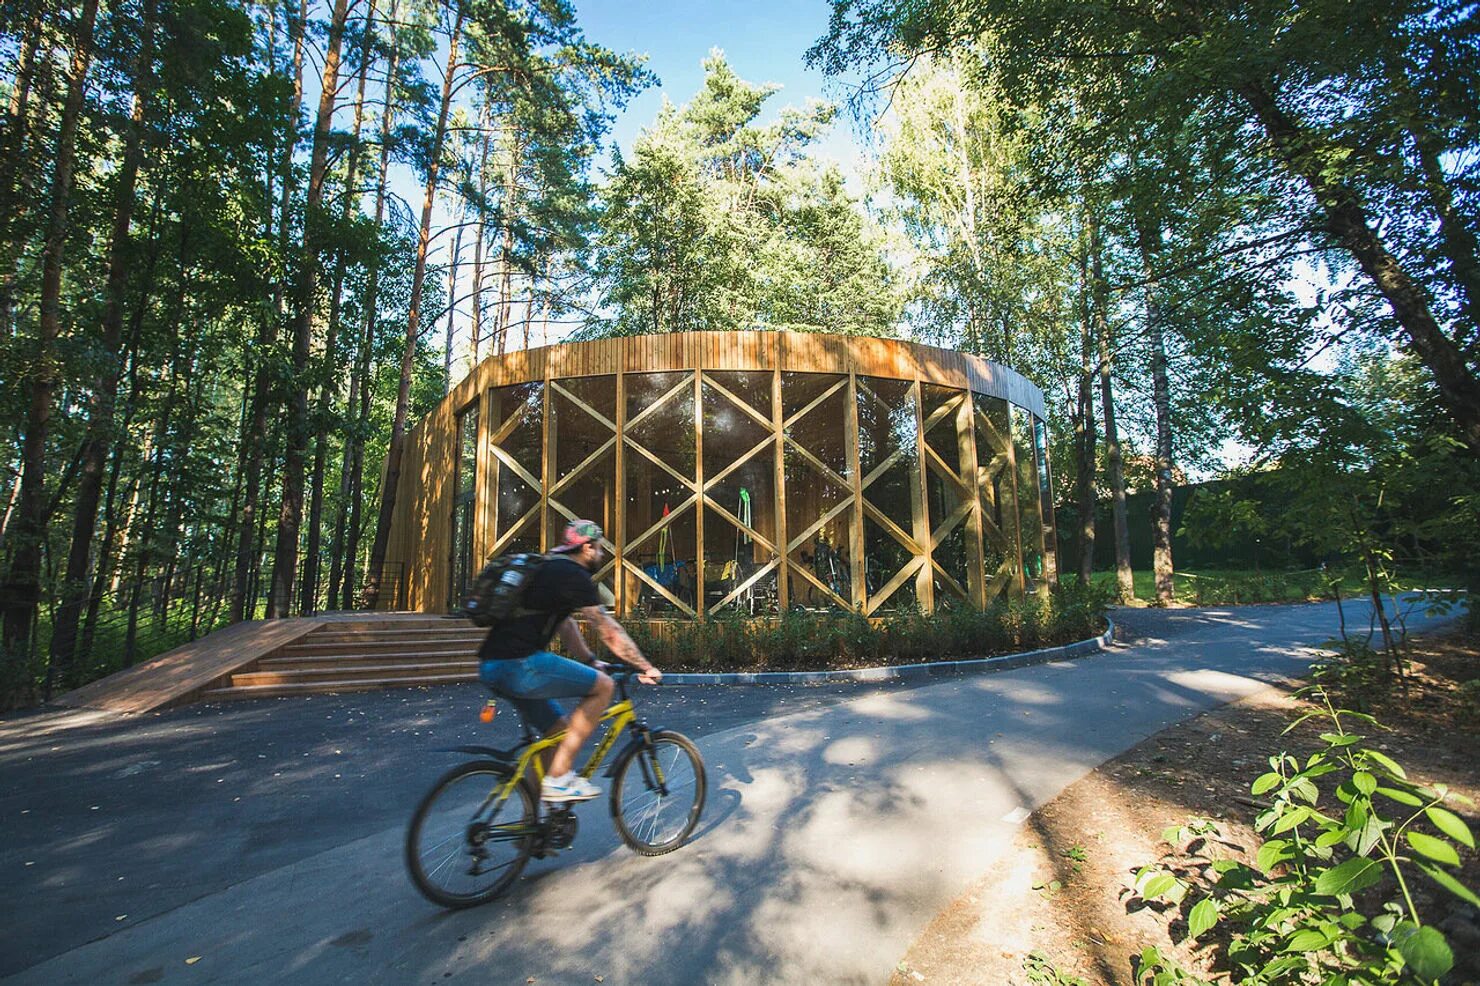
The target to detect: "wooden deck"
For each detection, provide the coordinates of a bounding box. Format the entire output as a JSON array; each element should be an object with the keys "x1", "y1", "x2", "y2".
[{"x1": 52, "y1": 613, "x2": 473, "y2": 714}]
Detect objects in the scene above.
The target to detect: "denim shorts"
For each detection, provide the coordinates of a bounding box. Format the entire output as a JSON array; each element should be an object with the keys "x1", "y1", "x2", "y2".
[{"x1": 479, "y1": 651, "x2": 598, "y2": 733}]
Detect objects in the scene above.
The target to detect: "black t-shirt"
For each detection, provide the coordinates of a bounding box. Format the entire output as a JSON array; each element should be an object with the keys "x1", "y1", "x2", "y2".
[{"x1": 478, "y1": 555, "x2": 601, "y2": 661}]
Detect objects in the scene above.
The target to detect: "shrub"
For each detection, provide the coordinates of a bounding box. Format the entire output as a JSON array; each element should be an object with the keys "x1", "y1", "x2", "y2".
[
  {"x1": 623, "y1": 581, "x2": 1110, "y2": 672},
  {"x1": 1132, "y1": 686, "x2": 1476, "y2": 986}
]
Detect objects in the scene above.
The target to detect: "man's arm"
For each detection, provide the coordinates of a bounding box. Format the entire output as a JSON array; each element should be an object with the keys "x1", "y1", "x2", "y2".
[
  {"x1": 556, "y1": 617, "x2": 595, "y2": 663},
  {"x1": 576, "y1": 605, "x2": 659, "y2": 680}
]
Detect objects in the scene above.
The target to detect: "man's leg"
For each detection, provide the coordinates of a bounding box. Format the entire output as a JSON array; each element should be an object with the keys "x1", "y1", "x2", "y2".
[{"x1": 548, "y1": 672, "x2": 612, "y2": 778}]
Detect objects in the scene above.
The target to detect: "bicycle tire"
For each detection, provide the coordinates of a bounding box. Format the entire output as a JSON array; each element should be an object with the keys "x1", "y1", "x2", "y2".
[
  {"x1": 610, "y1": 730, "x2": 706, "y2": 856},
  {"x1": 405, "y1": 760, "x2": 538, "y2": 908}
]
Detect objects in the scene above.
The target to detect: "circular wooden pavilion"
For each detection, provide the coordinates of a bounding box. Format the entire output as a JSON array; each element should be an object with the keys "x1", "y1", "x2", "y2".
[{"x1": 383, "y1": 331, "x2": 1057, "y2": 618}]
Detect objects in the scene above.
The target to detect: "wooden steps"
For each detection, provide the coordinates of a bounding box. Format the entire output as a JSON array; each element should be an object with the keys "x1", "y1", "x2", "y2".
[{"x1": 198, "y1": 616, "x2": 486, "y2": 702}]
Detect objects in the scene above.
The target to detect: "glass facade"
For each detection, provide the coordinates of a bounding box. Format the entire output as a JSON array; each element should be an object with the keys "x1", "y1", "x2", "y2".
[{"x1": 469, "y1": 367, "x2": 1054, "y2": 618}]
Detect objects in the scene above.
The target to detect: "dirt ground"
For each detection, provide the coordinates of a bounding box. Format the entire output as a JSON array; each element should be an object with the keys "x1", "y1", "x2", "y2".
[{"x1": 891, "y1": 628, "x2": 1480, "y2": 986}]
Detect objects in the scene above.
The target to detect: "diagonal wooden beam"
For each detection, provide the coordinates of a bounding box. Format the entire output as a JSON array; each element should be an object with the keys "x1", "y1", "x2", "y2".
[
  {"x1": 710, "y1": 558, "x2": 779, "y2": 612},
  {"x1": 865, "y1": 556, "x2": 924, "y2": 616},
  {"x1": 703, "y1": 434, "x2": 774, "y2": 491},
  {"x1": 702, "y1": 495, "x2": 777, "y2": 555},
  {"x1": 490, "y1": 405, "x2": 530, "y2": 446},
  {"x1": 625, "y1": 493, "x2": 697, "y2": 554},
  {"x1": 925, "y1": 444, "x2": 970, "y2": 495},
  {"x1": 625, "y1": 373, "x2": 694, "y2": 432},
  {"x1": 623, "y1": 559, "x2": 695, "y2": 617},
  {"x1": 624, "y1": 437, "x2": 697, "y2": 493},
  {"x1": 786, "y1": 496, "x2": 855, "y2": 554},
  {"x1": 782, "y1": 435, "x2": 850, "y2": 493},
  {"x1": 861, "y1": 445, "x2": 907, "y2": 490},
  {"x1": 491, "y1": 503, "x2": 541, "y2": 555},
  {"x1": 489, "y1": 444, "x2": 542, "y2": 493},
  {"x1": 550, "y1": 379, "x2": 617, "y2": 432},
  {"x1": 861, "y1": 498, "x2": 919, "y2": 553},
  {"x1": 930, "y1": 495, "x2": 974, "y2": 547},
  {"x1": 787, "y1": 557, "x2": 853, "y2": 611},
  {"x1": 702, "y1": 373, "x2": 774, "y2": 431},
  {"x1": 975, "y1": 406, "x2": 1010, "y2": 455},
  {"x1": 781, "y1": 377, "x2": 846, "y2": 430},
  {"x1": 549, "y1": 436, "x2": 616, "y2": 497},
  {"x1": 931, "y1": 560, "x2": 970, "y2": 604}
]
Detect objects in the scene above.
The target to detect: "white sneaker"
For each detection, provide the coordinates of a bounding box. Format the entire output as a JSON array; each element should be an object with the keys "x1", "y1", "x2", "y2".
[{"x1": 542, "y1": 772, "x2": 601, "y2": 802}]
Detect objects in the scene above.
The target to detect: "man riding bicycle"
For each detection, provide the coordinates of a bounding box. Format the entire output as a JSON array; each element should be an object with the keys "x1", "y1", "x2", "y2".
[{"x1": 478, "y1": 519, "x2": 662, "y2": 803}]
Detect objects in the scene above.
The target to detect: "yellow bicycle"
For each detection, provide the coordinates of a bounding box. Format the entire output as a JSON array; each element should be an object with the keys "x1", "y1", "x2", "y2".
[{"x1": 405, "y1": 670, "x2": 706, "y2": 908}]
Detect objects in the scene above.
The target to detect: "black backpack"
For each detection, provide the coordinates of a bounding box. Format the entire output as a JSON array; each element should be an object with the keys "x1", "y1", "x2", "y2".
[{"x1": 461, "y1": 552, "x2": 549, "y2": 627}]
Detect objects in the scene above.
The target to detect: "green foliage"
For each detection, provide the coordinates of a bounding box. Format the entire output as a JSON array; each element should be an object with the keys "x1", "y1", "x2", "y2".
[
  {"x1": 1023, "y1": 950, "x2": 1089, "y2": 986},
  {"x1": 623, "y1": 580, "x2": 1108, "y2": 672},
  {"x1": 586, "y1": 52, "x2": 904, "y2": 337},
  {"x1": 1131, "y1": 688, "x2": 1476, "y2": 985},
  {"x1": 1311, "y1": 638, "x2": 1394, "y2": 712},
  {"x1": 1177, "y1": 488, "x2": 1267, "y2": 557}
]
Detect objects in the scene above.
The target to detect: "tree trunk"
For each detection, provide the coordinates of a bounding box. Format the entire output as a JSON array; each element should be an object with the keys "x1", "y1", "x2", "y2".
[
  {"x1": 1089, "y1": 212, "x2": 1133, "y2": 601},
  {"x1": 1240, "y1": 80, "x2": 1480, "y2": 455},
  {"x1": 270, "y1": 0, "x2": 355, "y2": 617},
  {"x1": 0, "y1": 0, "x2": 48, "y2": 331},
  {"x1": 1073, "y1": 225, "x2": 1097, "y2": 584},
  {"x1": 443, "y1": 215, "x2": 466, "y2": 391},
  {"x1": 303, "y1": 0, "x2": 376, "y2": 615},
  {"x1": 338, "y1": 0, "x2": 401, "y2": 609},
  {"x1": 469, "y1": 127, "x2": 490, "y2": 365},
  {"x1": 124, "y1": 234, "x2": 190, "y2": 666},
  {"x1": 363, "y1": 0, "x2": 465, "y2": 609},
  {"x1": 1412, "y1": 129, "x2": 1480, "y2": 345},
  {"x1": 3, "y1": 0, "x2": 101, "y2": 652},
  {"x1": 1136, "y1": 214, "x2": 1176, "y2": 605},
  {"x1": 234, "y1": 0, "x2": 309, "y2": 622},
  {"x1": 497, "y1": 132, "x2": 520, "y2": 353},
  {"x1": 49, "y1": 0, "x2": 158, "y2": 691}
]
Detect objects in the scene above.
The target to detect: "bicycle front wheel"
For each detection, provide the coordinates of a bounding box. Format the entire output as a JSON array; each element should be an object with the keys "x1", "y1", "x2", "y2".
[
  {"x1": 405, "y1": 760, "x2": 538, "y2": 908},
  {"x1": 610, "y1": 730, "x2": 706, "y2": 856}
]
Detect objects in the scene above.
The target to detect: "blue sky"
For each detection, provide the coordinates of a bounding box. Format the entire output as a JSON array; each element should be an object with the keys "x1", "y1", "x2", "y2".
[{"x1": 572, "y1": 0, "x2": 871, "y2": 172}]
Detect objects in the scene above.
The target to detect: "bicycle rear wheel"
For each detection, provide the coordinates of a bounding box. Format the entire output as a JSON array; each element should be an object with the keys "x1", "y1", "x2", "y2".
[
  {"x1": 405, "y1": 760, "x2": 537, "y2": 908},
  {"x1": 610, "y1": 730, "x2": 706, "y2": 856}
]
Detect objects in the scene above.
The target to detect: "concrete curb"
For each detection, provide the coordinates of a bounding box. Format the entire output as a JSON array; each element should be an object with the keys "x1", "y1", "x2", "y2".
[{"x1": 658, "y1": 616, "x2": 1118, "y2": 686}]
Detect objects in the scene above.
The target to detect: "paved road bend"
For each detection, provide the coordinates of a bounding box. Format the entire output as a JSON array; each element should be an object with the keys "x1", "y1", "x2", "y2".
[{"x1": 0, "y1": 599, "x2": 1456, "y2": 985}]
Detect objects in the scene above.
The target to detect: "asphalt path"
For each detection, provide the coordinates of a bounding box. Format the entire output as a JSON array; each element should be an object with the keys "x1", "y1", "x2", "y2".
[{"x1": 0, "y1": 599, "x2": 1455, "y2": 984}]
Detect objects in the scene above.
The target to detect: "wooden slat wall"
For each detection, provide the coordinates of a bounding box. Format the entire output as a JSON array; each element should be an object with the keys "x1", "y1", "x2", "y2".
[{"x1": 387, "y1": 330, "x2": 1049, "y2": 611}]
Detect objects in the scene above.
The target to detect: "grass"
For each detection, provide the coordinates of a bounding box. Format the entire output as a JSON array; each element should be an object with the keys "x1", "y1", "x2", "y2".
[{"x1": 1086, "y1": 566, "x2": 1462, "y2": 607}]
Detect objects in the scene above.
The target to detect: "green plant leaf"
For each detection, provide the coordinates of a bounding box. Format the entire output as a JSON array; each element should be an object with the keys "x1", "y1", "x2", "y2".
[
  {"x1": 1270, "y1": 806, "x2": 1312, "y2": 835},
  {"x1": 1315, "y1": 828, "x2": 1349, "y2": 849},
  {"x1": 1397, "y1": 925, "x2": 1453, "y2": 981},
  {"x1": 1351, "y1": 771, "x2": 1377, "y2": 795},
  {"x1": 1424, "y1": 806, "x2": 1474, "y2": 849},
  {"x1": 1363, "y1": 749, "x2": 1407, "y2": 779},
  {"x1": 1284, "y1": 928, "x2": 1328, "y2": 951},
  {"x1": 1377, "y1": 786, "x2": 1424, "y2": 807},
  {"x1": 1313, "y1": 858, "x2": 1383, "y2": 896},
  {"x1": 1319, "y1": 732, "x2": 1362, "y2": 747},
  {"x1": 1142, "y1": 873, "x2": 1177, "y2": 899},
  {"x1": 1417, "y1": 863, "x2": 1480, "y2": 908},
  {"x1": 1348, "y1": 813, "x2": 1385, "y2": 857},
  {"x1": 1251, "y1": 772, "x2": 1281, "y2": 796},
  {"x1": 1257, "y1": 839, "x2": 1293, "y2": 873},
  {"x1": 1407, "y1": 831, "x2": 1461, "y2": 866},
  {"x1": 1187, "y1": 898, "x2": 1219, "y2": 939}
]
